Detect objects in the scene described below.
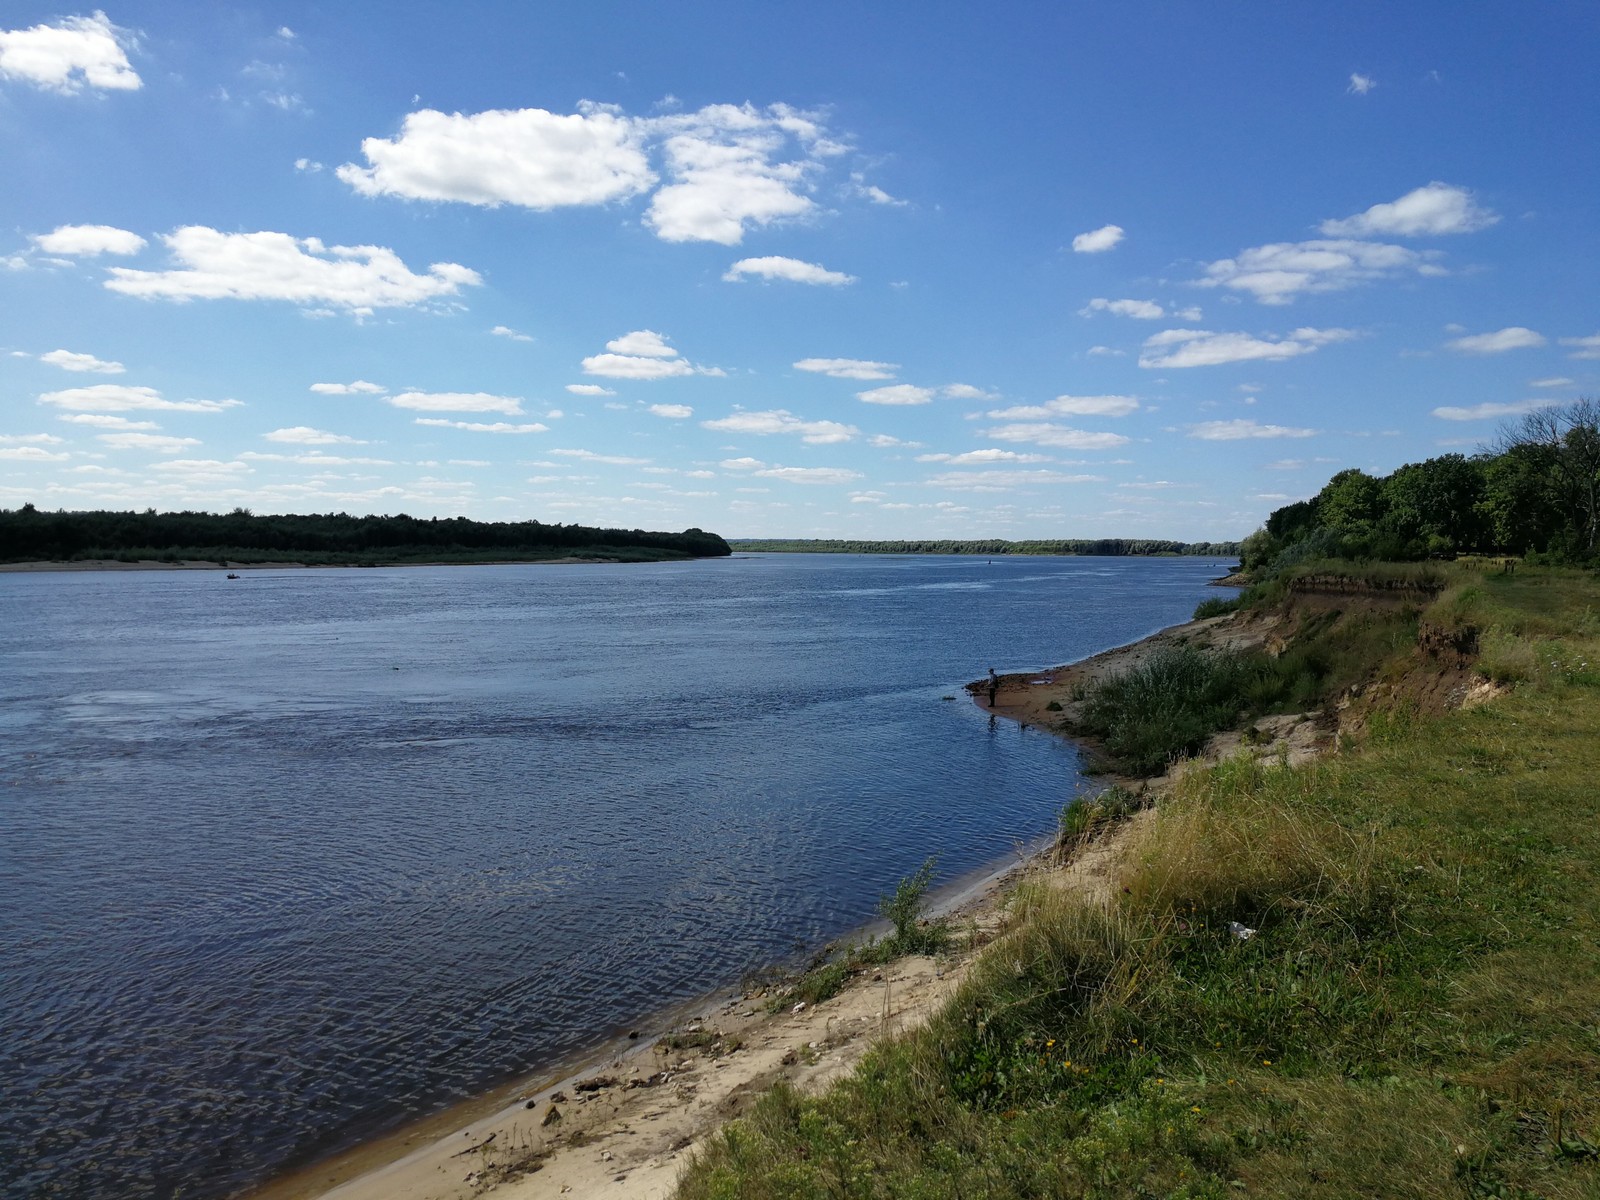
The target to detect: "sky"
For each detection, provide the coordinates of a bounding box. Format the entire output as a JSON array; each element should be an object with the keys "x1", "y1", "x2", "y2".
[{"x1": 2, "y1": 3, "x2": 1597, "y2": 541}]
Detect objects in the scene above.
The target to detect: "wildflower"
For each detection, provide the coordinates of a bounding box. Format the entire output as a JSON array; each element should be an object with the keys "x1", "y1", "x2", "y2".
[
  {"x1": 1263, "y1": 1059, "x2": 1272, "y2": 1066},
  {"x1": 1191, "y1": 1106, "x2": 1202, "y2": 1113}
]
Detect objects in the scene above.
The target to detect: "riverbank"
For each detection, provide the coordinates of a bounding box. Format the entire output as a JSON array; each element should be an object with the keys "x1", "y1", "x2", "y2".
[
  {"x1": 0, "y1": 557, "x2": 642, "y2": 572},
  {"x1": 270, "y1": 613, "x2": 1274, "y2": 1200}
]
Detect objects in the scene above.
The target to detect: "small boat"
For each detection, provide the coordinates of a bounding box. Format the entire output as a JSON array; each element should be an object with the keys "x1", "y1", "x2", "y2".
[{"x1": 226, "y1": 573, "x2": 240, "y2": 579}]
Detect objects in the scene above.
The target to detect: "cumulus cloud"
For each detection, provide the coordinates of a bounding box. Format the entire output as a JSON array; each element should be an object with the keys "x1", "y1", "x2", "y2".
[
  {"x1": 1347, "y1": 73, "x2": 1376, "y2": 95},
  {"x1": 491, "y1": 324, "x2": 533, "y2": 341},
  {"x1": 1319, "y1": 182, "x2": 1498, "y2": 237},
  {"x1": 983, "y1": 423, "x2": 1131, "y2": 450},
  {"x1": 1430, "y1": 399, "x2": 1556, "y2": 421},
  {"x1": 58, "y1": 413, "x2": 155, "y2": 429},
  {"x1": 1138, "y1": 327, "x2": 1354, "y2": 369},
  {"x1": 1071, "y1": 224, "x2": 1124, "y2": 253},
  {"x1": 925, "y1": 469, "x2": 1102, "y2": 491},
  {"x1": 38, "y1": 384, "x2": 242, "y2": 413},
  {"x1": 339, "y1": 101, "x2": 848, "y2": 246},
  {"x1": 1079, "y1": 297, "x2": 1164, "y2": 320},
  {"x1": 0, "y1": 444, "x2": 69, "y2": 461},
  {"x1": 0, "y1": 433, "x2": 65, "y2": 445},
  {"x1": 551, "y1": 448, "x2": 651, "y2": 465},
  {"x1": 1188, "y1": 419, "x2": 1318, "y2": 440},
  {"x1": 606, "y1": 330, "x2": 677, "y2": 357},
  {"x1": 263, "y1": 426, "x2": 366, "y2": 445},
  {"x1": 915, "y1": 449, "x2": 1050, "y2": 465},
  {"x1": 858, "y1": 383, "x2": 933, "y2": 406},
  {"x1": 1446, "y1": 327, "x2": 1546, "y2": 354},
  {"x1": 581, "y1": 330, "x2": 718, "y2": 379},
  {"x1": 32, "y1": 224, "x2": 146, "y2": 256},
  {"x1": 1559, "y1": 333, "x2": 1600, "y2": 360},
  {"x1": 98, "y1": 432, "x2": 201, "y2": 453},
  {"x1": 753, "y1": 464, "x2": 860, "y2": 485},
  {"x1": 701, "y1": 409, "x2": 858, "y2": 444},
  {"x1": 310, "y1": 380, "x2": 386, "y2": 395},
  {"x1": 722, "y1": 256, "x2": 855, "y2": 285},
  {"x1": 0, "y1": 11, "x2": 140, "y2": 93},
  {"x1": 565, "y1": 383, "x2": 616, "y2": 396},
  {"x1": 413, "y1": 418, "x2": 549, "y2": 433},
  {"x1": 338, "y1": 102, "x2": 654, "y2": 208},
  {"x1": 648, "y1": 403, "x2": 692, "y2": 418},
  {"x1": 388, "y1": 391, "x2": 523, "y2": 414},
  {"x1": 988, "y1": 395, "x2": 1140, "y2": 419},
  {"x1": 103, "y1": 227, "x2": 481, "y2": 311},
  {"x1": 793, "y1": 357, "x2": 897, "y2": 380},
  {"x1": 1197, "y1": 239, "x2": 1441, "y2": 304},
  {"x1": 40, "y1": 348, "x2": 124, "y2": 373}
]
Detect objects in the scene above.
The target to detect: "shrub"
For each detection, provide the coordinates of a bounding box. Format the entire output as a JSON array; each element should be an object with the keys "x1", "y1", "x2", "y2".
[
  {"x1": 1193, "y1": 595, "x2": 1242, "y2": 620},
  {"x1": 878, "y1": 858, "x2": 950, "y2": 956}
]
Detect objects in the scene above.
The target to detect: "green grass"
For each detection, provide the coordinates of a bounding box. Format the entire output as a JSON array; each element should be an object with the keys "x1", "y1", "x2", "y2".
[{"x1": 676, "y1": 566, "x2": 1600, "y2": 1200}]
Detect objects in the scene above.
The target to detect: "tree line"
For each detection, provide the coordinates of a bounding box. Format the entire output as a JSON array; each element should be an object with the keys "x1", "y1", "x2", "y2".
[
  {"x1": 731, "y1": 538, "x2": 1241, "y2": 556},
  {"x1": 0, "y1": 506, "x2": 733, "y2": 564},
  {"x1": 1244, "y1": 398, "x2": 1600, "y2": 571}
]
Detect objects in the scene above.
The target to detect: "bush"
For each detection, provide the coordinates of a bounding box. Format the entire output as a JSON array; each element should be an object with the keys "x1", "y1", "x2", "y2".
[
  {"x1": 1193, "y1": 595, "x2": 1242, "y2": 620},
  {"x1": 878, "y1": 858, "x2": 950, "y2": 956},
  {"x1": 1076, "y1": 647, "x2": 1256, "y2": 774}
]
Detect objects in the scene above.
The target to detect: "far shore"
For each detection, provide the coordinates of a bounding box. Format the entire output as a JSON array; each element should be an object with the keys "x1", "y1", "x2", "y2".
[
  {"x1": 0, "y1": 557, "x2": 643, "y2": 573},
  {"x1": 251, "y1": 600, "x2": 1274, "y2": 1200}
]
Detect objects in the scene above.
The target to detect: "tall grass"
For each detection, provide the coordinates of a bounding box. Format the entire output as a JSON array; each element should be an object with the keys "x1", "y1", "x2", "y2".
[{"x1": 677, "y1": 567, "x2": 1600, "y2": 1200}]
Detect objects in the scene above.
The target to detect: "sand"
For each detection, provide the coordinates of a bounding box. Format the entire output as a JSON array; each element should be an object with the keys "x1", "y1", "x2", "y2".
[{"x1": 258, "y1": 613, "x2": 1292, "y2": 1200}]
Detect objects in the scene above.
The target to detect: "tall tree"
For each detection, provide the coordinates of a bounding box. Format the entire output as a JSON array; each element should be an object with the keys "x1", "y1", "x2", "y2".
[{"x1": 1497, "y1": 399, "x2": 1600, "y2": 555}]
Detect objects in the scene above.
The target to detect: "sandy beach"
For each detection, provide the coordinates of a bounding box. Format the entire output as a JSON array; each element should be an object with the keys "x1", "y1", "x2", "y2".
[{"x1": 253, "y1": 610, "x2": 1286, "y2": 1200}]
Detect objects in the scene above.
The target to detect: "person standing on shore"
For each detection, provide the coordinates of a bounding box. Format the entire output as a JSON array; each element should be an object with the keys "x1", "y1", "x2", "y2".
[{"x1": 987, "y1": 667, "x2": 999, "y2": 708}]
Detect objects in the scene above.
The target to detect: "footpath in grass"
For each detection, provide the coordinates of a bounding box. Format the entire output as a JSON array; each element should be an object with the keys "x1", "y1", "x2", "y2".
[{"x1": 676, "y1": 567, "x2": 1600, "y2": 1199}]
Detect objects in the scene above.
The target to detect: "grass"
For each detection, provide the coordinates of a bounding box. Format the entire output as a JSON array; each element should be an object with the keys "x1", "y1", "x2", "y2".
[{"x1": 676, "y1": 565, "x2": 1600, "y2": 1199}]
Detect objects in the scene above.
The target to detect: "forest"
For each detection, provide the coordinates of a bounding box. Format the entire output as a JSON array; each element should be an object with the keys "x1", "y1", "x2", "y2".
[
  {"x1": 1243, "y1": 398, "x2": 1600, "y2": 572},
  {"x1": 0, "y1": 506, "x2": 732, "y2": 565},
  {"x1": 731, "y1": 538, "x2": 1241, "y2": 556}
]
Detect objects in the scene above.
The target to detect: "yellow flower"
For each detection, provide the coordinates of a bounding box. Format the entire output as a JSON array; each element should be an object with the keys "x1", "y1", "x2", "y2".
[
  {"x1": 1263, "y1": 1059, "x2": 1272, "y2": 1066},
  {"x1": 1190, "y1": 1106, "x2": 1202, "y2": 1113}
]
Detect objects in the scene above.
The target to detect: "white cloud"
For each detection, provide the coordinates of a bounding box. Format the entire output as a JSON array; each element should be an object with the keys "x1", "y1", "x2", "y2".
[
  {"x1": 339, "y1": 101, "x2": 847, "y2": 246},
  {"x1": 294, "y1": 157, "x2": 323, "y2": 173},
  {"x1": 1446, "y1": 327, "x2": 1546, "y2": 354},
  {"x1": 338, "y1": 103, "x2": 654, "y2": 208},
  {"x1": 581, "y1": 353, "x2": 695, "y2": 380},
  {"x1": 916, "y1": 449, "x2": 1050, "y2": 465},
  {"x1": 1086, "y1": 345, "x2": 1126, "y2": 358},
  {"x1": 648, "y1": 403, "x2": 692, "y2": 418},
  {"x1": 925, "y1": 469, "x2": 1102, "y2": 491},
  {"x1": 940, "y1": 384, "x2": 992, "y2": 401},
  {"x1": 1188, "y1": 419, "x2": 1318, "y2": 440},
  {"x1": 1071, "y1": 224, "x2": 1124, "y2": 253},
  {"x1": 858, "y1": 384, "x2": 933, "y2": 406},
  {"x1": 988, "y1": 395, "x2": 1140, "y2": 419},
  {"x1": 850, "y1": 173, "x2": 905, "y2": 206},
  {"x1": 413, "y1": 419, "x2": 549, "y2": 433},
  {"x1": 1531, "y1": 377, "x2": 1574, "y2": 388},
  {"x1": 753, "y1": 465, "x2": 860, "y2": 485},
  {"x1": 98, "y1": 432, "x2": 201, "y2": 453},
  {"x1": 604, "y1": 330, "x2": 674, "y2": 357},
  {"x1": 1198, "y1": 239, "x2": 1440, "y2": 304},
  {"x1": 1347, "y1": 73, "x2": 1376, "y2": 95},
  {"x1": 38, "y1": 384, "x2": 242, "y2": 413},
  {"x1": 719, "y1": 456, "x2": 766, "y2": 470},
  {"x1": 1319, "y1": 182, "x2": 1498, "y2": 237},
  {"x1": 551, "y1": 448, "x2": 651, "y2": 465},
  {"x1": 0, "y1": 433, "x2": 65, "y2": 444},
  {"x1": 1139, "y1": 327, "x2": 1354, "y2": 369},
  {"x1": 794, "y1": 357, "x2": 897, "y2": 380},
  {"x1": 491, "y1": 324, "x2": 533, "y2": 342},
  {"x1": 151, "y1": 458, "x2": 251, "y2": 477},
  {"x1": 40, "y1": 348, "x2": 124, "y2": 374},
  {"x1": 58, "y1": 413, "x2": 155, "y2": 429},
  {"x1": 702, "y1": 409, "x2": 858, "y2": 444},
  {"x1": 565, "y1": 383, "x2": 616, "y2": 396},
  {"x1": 1559, "y1": 333, "x2": 1600, "y2": 360},
  {"x1": 0, "y1": 11, "x2": 140, "y2": 93},
  {"x1": 263, "y1": 426, "x2": 366, "y2": 445},
  {"x1": 644, "y1": 103, "x2": 840, "y2": 245},
  {"x1": 310, "y1": 380, "x2": 386, "y2": 395},
  {"x1": 388, "y1": 391, "x2": 523, "y2": 414},
  {"x1": 0, "y1": 445, "x2": 69, "y2": 461},
  {"x1": 1079, "y1": 297, "x2": 1164, "y2": 320},
  {"x1": 984, "y1": 423, "x2": 1131, "y2": 450},
  {"x1": 32, "y1": 224, "x2": 146, "y2": 256},
  {"x1": 104, "y1": 227, "x2": 481, "y2": 311},
  {"x1": 722, "y1": 256, "x2": 855, "y2": 285},
  {"x1": 1430, "y1": 399, "x2": 1556, "y2": 421}
]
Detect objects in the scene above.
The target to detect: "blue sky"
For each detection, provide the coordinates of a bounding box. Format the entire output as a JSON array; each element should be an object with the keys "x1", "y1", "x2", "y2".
[{"x1": 3, "y1": 3, "x2": 1597, "y2": 541}]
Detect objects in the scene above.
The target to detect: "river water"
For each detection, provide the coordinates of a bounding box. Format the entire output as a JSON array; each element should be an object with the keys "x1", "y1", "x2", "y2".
[{"x1": 0, "y1": 553, "x2": 1232, "y2": 1198}]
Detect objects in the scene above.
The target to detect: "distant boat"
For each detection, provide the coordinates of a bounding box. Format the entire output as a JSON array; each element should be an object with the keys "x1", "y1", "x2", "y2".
[{"x1": 226, "y1": 573, "x2": 240, "y2": 579}]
